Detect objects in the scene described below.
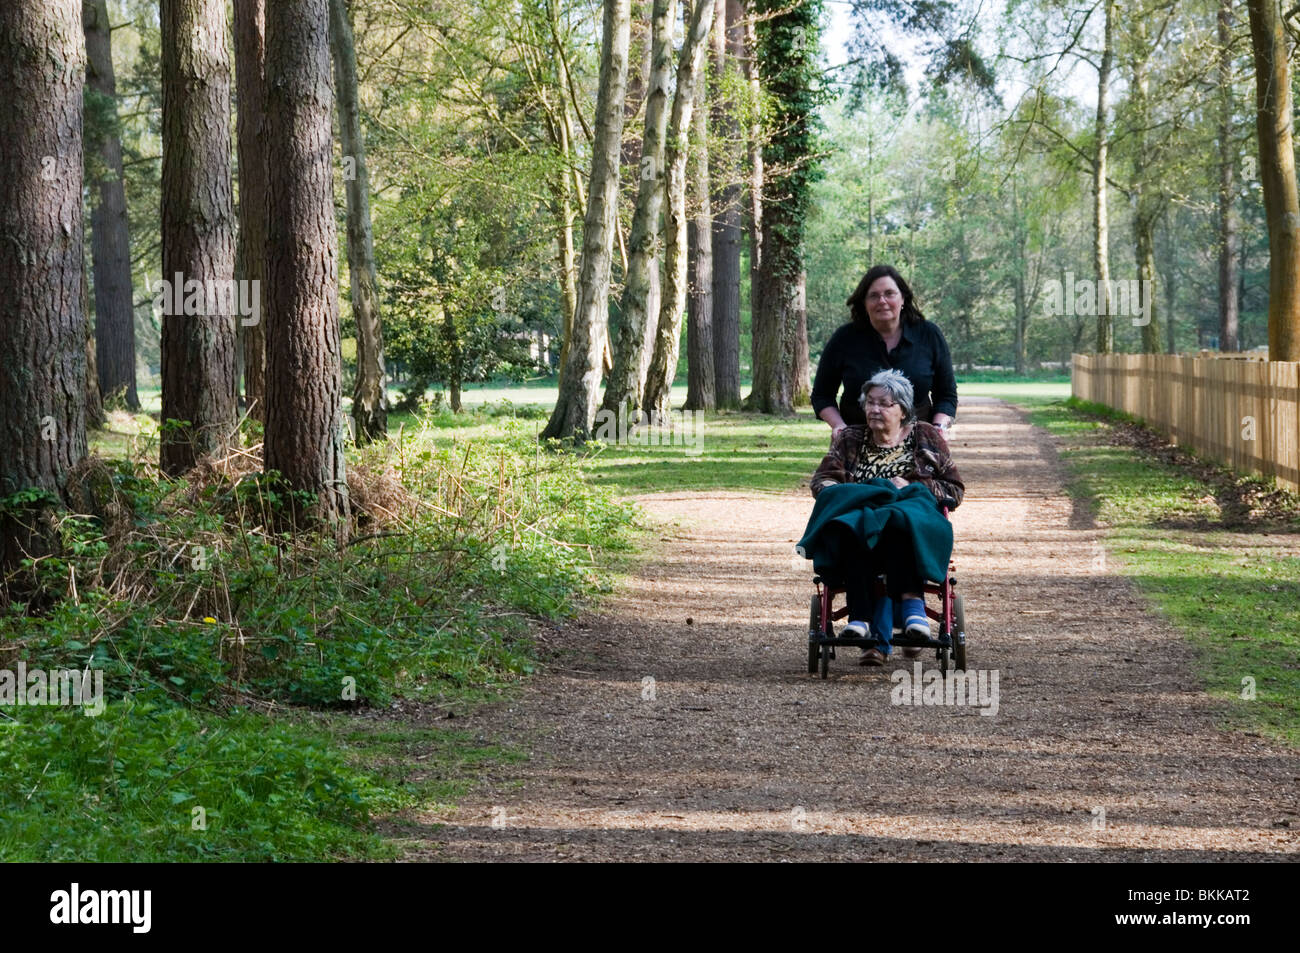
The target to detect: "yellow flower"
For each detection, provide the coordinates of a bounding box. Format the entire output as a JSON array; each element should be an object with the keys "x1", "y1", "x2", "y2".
[{"x1": 203, "y1": 617, "x2": 217, "y2": 624}]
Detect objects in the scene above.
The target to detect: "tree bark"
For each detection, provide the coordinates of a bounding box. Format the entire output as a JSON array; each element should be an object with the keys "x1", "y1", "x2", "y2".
[
  {"x1": 83, "y1": 0, "x2": 138, "y2": 410},
  {"x1": 1011, "y1": 183, "x2": 1028, "y2": 374},
  {"x1": 84, "y1": 247, "x2": 104, "y2": 429},
  {"x1": 1130, "y1": 22, "x2": 1161, "y2": 355},
  {"x1": 684, "y1": 27, "x2": 716, "y2": 413},
  {"x1": 330, "y1": 0, "x2": 387, "y2": 444},
  {"x1": 602, "y1": 0, "x2": 674, "y2": 422},
  {"x1": 1217, "y1": 0, "x2": 1239, "y2": 352},
  {"x1": 746, "y1": 0, "x2": 817, "y2": 415},
  {"x1": 643, "y1": 0, "x2": 715, "y2": 419},
  {"x1": 792, "y1": 270, "x2": 809, "y2": 405},
  {"x1": 1246, "y1": 0, "x2": 1299, "y2": 361},
  {"x1": 263, "y1": 0, "x2": 350, "y2": 529},
  {"x1": 1093, "y1": 0, "x2": 1114, "y2": 353},
  {"x1": 711, "y1": 0, "x2": 743, "y2": 410},
  {"x1": 0, "y1": 0, "x2": 88, "y2": 580},
  {"x1": 160, "y1": 0, "x2": 237, "y2": 475},
  {"x1": 541, "y1": 0, "x2": 632, "y2": 441},
  {"x1": 234, "y1": 0, "x2": 268, "y2": 421},
  {"x1": 743, "y1": 4, "x2": 763, "y2": 349}
]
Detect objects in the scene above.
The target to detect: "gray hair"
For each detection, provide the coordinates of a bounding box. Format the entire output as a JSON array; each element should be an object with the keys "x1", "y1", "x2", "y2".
[{"x1": 859, "y1": 369, "x2": 916, "y2": 423}]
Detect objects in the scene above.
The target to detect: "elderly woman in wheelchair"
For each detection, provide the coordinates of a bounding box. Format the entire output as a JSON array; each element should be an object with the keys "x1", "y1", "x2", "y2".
[{"x1": 799, "y1": 369, "x2": 965, "y2": 666}]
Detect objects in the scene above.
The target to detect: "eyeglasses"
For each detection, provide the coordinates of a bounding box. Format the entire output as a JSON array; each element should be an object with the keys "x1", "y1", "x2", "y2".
[
  {"x1": 866, "y1": 290, "x2": 900, "y2": 303},
  {"x1": 863, "y1": 398, "x2": 898, "y2": 409}
]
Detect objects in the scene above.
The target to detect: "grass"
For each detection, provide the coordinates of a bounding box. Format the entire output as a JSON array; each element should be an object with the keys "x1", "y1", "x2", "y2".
[
  {"x1": 1007, "y1": 393, "x2": 1300, "y2": 748},
  {"x1": 5, "y1": 407, "x2": 641, "y2": 860}
]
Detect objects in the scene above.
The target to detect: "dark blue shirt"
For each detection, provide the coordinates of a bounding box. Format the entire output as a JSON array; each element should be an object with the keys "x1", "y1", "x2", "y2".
[{"x1": 811, "y1": 319, "x2": 958, "y2": 425}]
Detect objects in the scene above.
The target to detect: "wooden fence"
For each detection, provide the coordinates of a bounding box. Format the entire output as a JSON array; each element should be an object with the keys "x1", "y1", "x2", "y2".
[{"x1": 1071, "y1": 353, "x2": 1300, "y2": 494}]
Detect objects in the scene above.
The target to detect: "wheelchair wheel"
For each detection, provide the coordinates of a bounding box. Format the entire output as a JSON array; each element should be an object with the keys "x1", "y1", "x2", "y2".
[
  {"x1": 819, "y1": 642, "x2": 830, "y2": 679},
  {"x1": 952, "y1": 595, "x2": 968, "y2": 671},
  {"x1": 807, "y1": 595, "x2": 821, "y2": 674}
]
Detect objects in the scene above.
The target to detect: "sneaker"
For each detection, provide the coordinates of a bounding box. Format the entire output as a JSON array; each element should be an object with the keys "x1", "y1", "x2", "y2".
[
  {"x1": 902, "y1": 598, "x2": 930, "y2": 638},
  {"x1": 842, "y1": 620, "x2": 868, "y2": 637}
]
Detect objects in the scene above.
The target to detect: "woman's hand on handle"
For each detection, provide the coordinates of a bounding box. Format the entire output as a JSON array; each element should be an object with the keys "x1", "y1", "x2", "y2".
[{"x1": 819, "y1": 407, "x2": 847, "y2": 446}]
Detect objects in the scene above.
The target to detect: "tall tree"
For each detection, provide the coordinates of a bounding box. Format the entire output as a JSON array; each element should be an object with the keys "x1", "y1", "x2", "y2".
[
  {"x1": 602, "y1": 0, "x2": 675, "y2": 422},
  {"x1": 1128, "y1": 12, "x2": 1163, "y2": 354},
  {"x1": 541, "y1": 0, "x2": 632, "y2": 441},
  {"x1": 746, "y1": 0, "x2": 823, "y2": 414},
  {"x1": 1216, "y1": 0, "x2": 1239, "y2": 352},
  {"x1": 1093, "y1": 0, "x2": 1115, "y2": 352},
  {"x1": 1246, "y1": 0, "x2": 1300, "y2": 361},
  {"x1": 264, "y1": 0, "x2": 350, "y2": 527},
  {"x1": 84, "y1": 0, "x2": 138, "y2": 410},
  {"x1": 159, "y1": 0, "x2": 236, "y2": 474},
  {"x1": 329, "y1": 0, "x2": 387, "y2": 443},
  {"x1": 710, "y1": 0, "x2": 743, "y2": 410},
  {"x1": 234, "y1": 0, "x2": 268, "y2": 421},
  {"x1": 684, "y1": 16, "x2": 716, "y2": 413},
  {"x1": 0, "y1": 0, "x2": 88, "y2": 578},
  {"x1": 643, "y1": 0, "x2": 716, "y2": 418},
  {"x1": 743, "y1": 4, "x2": 763, "y2": 346}
]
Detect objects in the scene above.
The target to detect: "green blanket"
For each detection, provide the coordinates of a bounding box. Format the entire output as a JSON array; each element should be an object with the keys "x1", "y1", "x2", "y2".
[{"x1": 797, "y1": 481, "x2": 952, "y2": 583}]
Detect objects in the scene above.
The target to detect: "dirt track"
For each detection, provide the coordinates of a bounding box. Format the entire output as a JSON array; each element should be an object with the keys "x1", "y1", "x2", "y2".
[{"x1": 397, "y1": 397, "x2": 1300, "y2": 861}]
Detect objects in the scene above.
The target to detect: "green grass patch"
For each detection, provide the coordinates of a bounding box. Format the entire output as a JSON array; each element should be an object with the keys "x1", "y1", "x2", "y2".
[
  {"x1": 582, "y1": 410, "x2": 829, "y2": 496},
  {"x1": 3, "y1": 412, "x2": 638, "y2": 860},
  {"x1": 1011, "y1": 394, "x2": 1300, "y2": 748}
]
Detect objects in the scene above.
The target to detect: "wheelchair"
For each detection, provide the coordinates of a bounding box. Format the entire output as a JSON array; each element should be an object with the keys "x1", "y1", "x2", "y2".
[{"x1": 806, "y1": 508, "x2": 967, "y2": 679}]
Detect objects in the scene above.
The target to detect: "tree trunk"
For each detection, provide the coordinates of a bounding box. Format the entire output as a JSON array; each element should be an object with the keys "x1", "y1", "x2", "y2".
[
  {"x1": 1130, "y1": 25, "x2": 1161, "y2": 355},
  {"x1": 1217, "y1": 0, "x2": 1239, "y2": 352},
  {"x1": 711, "y1": 0, "x2": 743, "y2": 410},
  {"x1": 234, "y1": 0, "x2": 268, "y2": 422},
  {"x1": 792, "y1": 271, "x2": 809, "y2": 405},
  {"x1": 263, "y1": 0, "x2": 350, "y2": 530},
  {"x1": 160, "y1": 0, "x2": 237, "y2": 475},
  {"x1": 442, "y1": 302, "x2": 463, "y2": 414},
  {"x1": 684, "y1": 39, "x2": 715, "y2": 413},
  {"x1": 330, "y1": 0, "x2": 387, "y2": 444},
  {"x1": 84, "y1": 249, "x2": 104, "y2": 429},
  {"x1": 643, "y1": 0, "x2": 715, "y2": 419},
  {"x1": 0, "y1": 0, "x2": 88, "y2": 581},
  {"x1": 743, "y1": 4, "x2": 763, "y2": 352},
  {"x1": 83, "y1": 0, "x2": 138, "y2": 411},
  {"x1": 541, "y1": 0, "x2": 632, "y2": 441},
  {"x1": 749, "y1": 213, "x2": 796, "y2": 414},
  {"x1": 746, "y1": 0, "x2": 817, "y2": 415},
  {"x1": 1247, "y1": 0, "x2": 1300, "y2": 361},
  {"x1": 602, "y1": 0, "x2": 674, "y2": 421},
  {"x1": 1135, "y1": 211, "x2": 1160, "y2": 353},
  {"x1": 1093, "y1": 0, "x2": 1114, "y2": 353},
  {"x1": 1012, "y1": 184, "x2": 1028, "y2": 374}
]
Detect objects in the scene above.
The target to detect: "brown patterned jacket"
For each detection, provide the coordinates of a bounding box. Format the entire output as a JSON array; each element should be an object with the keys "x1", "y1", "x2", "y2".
[{"x1": 810, "y1": 421, "x2": 965, "y2": 509}]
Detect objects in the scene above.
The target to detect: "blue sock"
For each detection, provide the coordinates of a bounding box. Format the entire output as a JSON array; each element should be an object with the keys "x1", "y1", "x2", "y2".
[{"x1": 902, "y1": 597, "x2": 927, "y2": 631}]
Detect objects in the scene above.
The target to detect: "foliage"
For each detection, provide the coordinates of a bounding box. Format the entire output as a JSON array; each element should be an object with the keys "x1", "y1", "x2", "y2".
[{"x1": 1, "y1": 414, "x2": 638, "y2": 858}]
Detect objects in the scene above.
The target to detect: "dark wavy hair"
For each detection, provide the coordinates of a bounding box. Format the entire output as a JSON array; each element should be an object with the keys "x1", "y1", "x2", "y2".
[{"x1": 847, "y1": 264, "x2": 926, "y2": 327}]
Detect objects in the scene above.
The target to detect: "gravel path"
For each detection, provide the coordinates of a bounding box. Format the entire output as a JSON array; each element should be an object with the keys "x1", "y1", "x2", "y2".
[{"x1": 398, "y1": 397, "x2": 1300, "y2": 861}]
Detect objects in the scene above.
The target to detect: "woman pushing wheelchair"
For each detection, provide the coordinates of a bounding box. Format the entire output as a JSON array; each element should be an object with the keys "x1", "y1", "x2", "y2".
[{"x1": 799, "y1": 369, "x2": 964, "y2": 666}]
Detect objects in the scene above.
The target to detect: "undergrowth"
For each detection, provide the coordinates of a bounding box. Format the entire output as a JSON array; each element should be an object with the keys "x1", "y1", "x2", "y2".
[{"x1": 0, "y1": 415, "x2": 636, "y2": 859}]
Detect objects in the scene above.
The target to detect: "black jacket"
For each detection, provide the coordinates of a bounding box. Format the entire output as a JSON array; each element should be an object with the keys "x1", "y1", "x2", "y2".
[{"x1": 811, "y1": 319, "x2": 958, "y2": 425}]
